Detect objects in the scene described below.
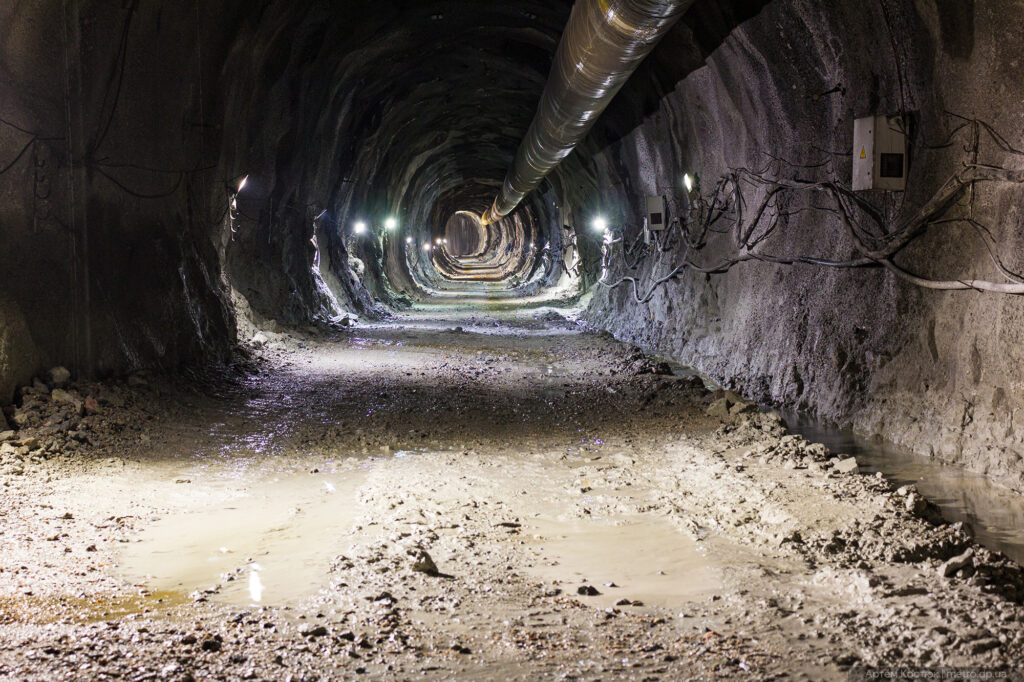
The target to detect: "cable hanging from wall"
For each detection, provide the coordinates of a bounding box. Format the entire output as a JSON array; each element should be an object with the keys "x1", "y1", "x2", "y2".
[{"x1": 597, "y1": 112, "x2": 1024, "y2": 303}]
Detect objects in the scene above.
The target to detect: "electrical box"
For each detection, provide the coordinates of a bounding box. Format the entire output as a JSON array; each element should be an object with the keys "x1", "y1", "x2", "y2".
[
  {"x1": 646, "y1": 195, "x2": 667, "y2": 231},
  {"x1": 853, "y1": 115, "x2": 908, "y2": 191}
]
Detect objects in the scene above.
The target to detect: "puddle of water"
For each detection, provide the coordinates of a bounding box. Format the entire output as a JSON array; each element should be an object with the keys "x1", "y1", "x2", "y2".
[
  {"x1": 525, "y1": 514, "x2": 720, "y2": 609},
  {"x1": 0, "y1": 591, "x2": 185, "y2": 625},
  {"x1": 655, "y1": 354, "x2": 1024, "y2": 566},
  {"x1": 119, "y1": 470, "x2": 366, "y2": 607},
  {"x1": 781, "y1": 411, "x2": 1024, "y2": 565}
]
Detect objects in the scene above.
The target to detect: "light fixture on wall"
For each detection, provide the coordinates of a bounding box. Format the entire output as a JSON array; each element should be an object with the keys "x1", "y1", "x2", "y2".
[
  {"x1": 226, "y1": 174, "x2": 248, "y2": 210},
  {"x1": 683, "y1": 173, "x2": 693, "y2": 192},
  {"x1": 592, "y1": 216, "x2": 608, "y2": 233},
  {"x1": 226, "y1": 174, "x2": 248, "y2": 196},
  {"x1": 384, "y1": 217, "x2": 398, "y2": 231},
  {"x1": 353, "y1": 221, "x2": 367, "y2": 235},
  {"x1": 406, "y1": 236, "x2": 413, "y2": 244},
  {"x1": 225, "y1": 174, "x2": 249, "y2": 239}
]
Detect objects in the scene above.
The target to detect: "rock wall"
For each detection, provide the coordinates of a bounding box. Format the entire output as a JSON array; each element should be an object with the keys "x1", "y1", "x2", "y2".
[
  {"x1": 0, "y1": 2, "x2": 245, "y2": 397},
  {"x1": 0, "y1": 2, "x2": 385, "y2": 394},
  {"x1": 0, "y1": 295, "x2": 37, "y2": 405},
  {"x1": 585, "y1": 0, "x2": 1024, "y2": 489}
]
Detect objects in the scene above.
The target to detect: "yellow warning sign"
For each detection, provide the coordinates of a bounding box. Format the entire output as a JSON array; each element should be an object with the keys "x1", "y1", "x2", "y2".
[{"x1": 860, "y1": 147, "x2": 867, "y2": 159}]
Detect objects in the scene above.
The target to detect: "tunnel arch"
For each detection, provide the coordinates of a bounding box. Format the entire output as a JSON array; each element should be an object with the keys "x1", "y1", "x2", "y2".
[{"x1": 11, "y1": 0, "x2": 1024, "y2": 493}]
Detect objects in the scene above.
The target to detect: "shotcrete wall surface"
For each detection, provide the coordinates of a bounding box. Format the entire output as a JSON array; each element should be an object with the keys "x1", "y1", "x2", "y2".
[
  {"x1": 0, "y1": 2, "x2": 244, "y2": 395},
  {"x1": 585, "y1": 0, "x2": 1024, "y2": 488}
]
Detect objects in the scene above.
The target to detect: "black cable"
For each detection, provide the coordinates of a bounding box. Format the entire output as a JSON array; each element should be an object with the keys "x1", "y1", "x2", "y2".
[
  {"x1": 88, "y1": 0, "x2": 138, "y2": 158},
  {"x1": 601, "y1": 140, "x2": 1024, "y2": 302},
  {"x1": 0, "y1": 136, "x2": 35, "y2": 175},
  {"x1": 0, "y1": 115, "x2": 64, "y2": 141},
  {"x1": 94, "y1": 165, "x2": 183, "y2": 199},
  {"x1": 95, "y1": 159, "x2": 217, "y2": 175},
  {"x1": 0, "y1": 115, "x2": 37, "y2": 136}
]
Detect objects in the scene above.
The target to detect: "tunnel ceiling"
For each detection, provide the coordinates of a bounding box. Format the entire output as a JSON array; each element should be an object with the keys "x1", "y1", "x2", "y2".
[
  {"x1": 215, "y1": 0, "x2": 770, "y2": 304},
  {"x1": 0, "y1": 0, "x2": 771, "y2": 384},
  {"x1": 233, "y1": 0, "x2": 774, "y2": 192}
]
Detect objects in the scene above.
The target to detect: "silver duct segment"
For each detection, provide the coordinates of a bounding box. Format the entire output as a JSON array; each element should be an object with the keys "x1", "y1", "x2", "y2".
[{"x1": 481, "y1": 0, "x2": 692, "y2": 226}]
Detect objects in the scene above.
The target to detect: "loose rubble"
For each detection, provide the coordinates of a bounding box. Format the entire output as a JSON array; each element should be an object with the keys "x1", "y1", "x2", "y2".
[{"x1": 0, "y1": 310, "x2": 1020, "y2": 680}]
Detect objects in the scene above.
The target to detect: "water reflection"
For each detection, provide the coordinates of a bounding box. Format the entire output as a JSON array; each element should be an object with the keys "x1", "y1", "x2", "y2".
[
  {"x1": 525, "y1": 513, "x2": 720, "y2": 609},
  {"x1": 249, "y1": 563, "x2": 265, "y2": 602},
  {"x1": 120, "y1": 470, "x2": 367, "y2": 607},
  {"x1": 781, "y1": 411, "x2": 1024, "y2": 565}
]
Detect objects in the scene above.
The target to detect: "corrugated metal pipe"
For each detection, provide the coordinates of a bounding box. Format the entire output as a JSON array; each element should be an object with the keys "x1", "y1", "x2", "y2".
[{"x1": 480, "y1": 0, "x2": 692, "y2": 226}]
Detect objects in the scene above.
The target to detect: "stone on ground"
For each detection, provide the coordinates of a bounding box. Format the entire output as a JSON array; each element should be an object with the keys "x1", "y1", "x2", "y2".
[
  {"x1": 834, "y1": 457, "x2": 859, "y2": 475},
  {"x1": 49, "y1": 366, "x2": 71, "y2": 387},
  {"x1": 706, "y1": 398, "x2": 732, "y2": 420},
  {"x1": 411, "y1": 549, "x2": 439, "y2": 576},
  {"x1": 941, "y1": 548, "x2": 975, "y2": 578}
]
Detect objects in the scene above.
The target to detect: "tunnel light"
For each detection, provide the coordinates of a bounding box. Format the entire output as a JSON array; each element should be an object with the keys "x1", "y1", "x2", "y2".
[
  {"x1": 384, "y1": 217, "x2": 398, "y2": 231},
  {"x1": 353, "y1": 221, "x2": 367, "y2": 234},
  {"x1": 683, "y1": 173, "x2": 693, "y2": 192},
  {"x1": 592, "y1": 216, "x2": 608, "y2": 233},
  {"x1": 406, "y1": 236, "x2": 413, "y2": 244},
  {"x1": 442, "y1": 238, "x2": 448, "y2": 245},
  {"x1": 227, "y1": 174, "x2": 249, "y2": 197},
  {"x1": 423, "y1": 243, "x2": 431, "y2": 252}
]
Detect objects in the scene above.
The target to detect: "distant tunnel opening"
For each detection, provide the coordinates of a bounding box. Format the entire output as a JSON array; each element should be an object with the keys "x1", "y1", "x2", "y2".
[{"x1": 444, "y1": 211, "x2": 487, "y2": 258}]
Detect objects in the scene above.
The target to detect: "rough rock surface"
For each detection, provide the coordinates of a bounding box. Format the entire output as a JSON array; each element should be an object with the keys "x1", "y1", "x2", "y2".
[
  {"x1": 1, "y1": 310, "x2": 1022, "y2": 680},
  {"x1": 584, "y1": 0, "x2": 1024, "y2": 489},
  {"x1": 0, "y1": 0, "x2": 765, "y2": 402},
  {"x1": 0, "y1": 294, "x2": 37, "y2": 405}
]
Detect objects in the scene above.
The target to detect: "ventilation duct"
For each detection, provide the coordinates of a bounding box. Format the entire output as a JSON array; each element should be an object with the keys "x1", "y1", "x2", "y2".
[{"x1": 481, "y1": 0, "x2": 692, "y2": 225}]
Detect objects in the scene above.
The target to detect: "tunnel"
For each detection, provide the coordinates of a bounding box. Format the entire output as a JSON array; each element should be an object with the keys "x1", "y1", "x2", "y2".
[{"x1": 3, "y1": 0, "x2": 1024, "y2": 678}]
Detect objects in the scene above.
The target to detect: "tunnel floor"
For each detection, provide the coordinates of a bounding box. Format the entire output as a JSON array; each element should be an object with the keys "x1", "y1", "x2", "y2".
[{"x1": 1, "y1": 308, "x2": 1022, "y2": 679}]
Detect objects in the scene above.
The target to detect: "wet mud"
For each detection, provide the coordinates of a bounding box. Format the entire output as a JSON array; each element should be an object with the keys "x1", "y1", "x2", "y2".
[{"x1": 1, "y1": 307, "x2": 1022, "y2": 680}]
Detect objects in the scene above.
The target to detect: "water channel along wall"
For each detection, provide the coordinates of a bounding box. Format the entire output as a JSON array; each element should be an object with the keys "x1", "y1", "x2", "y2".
[{"x1": 584, "y1": 0, "x2": 1024, "y2": 491}]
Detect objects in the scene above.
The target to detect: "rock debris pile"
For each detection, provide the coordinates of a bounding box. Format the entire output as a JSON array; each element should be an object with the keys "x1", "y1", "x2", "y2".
[{"x1": 0, "y1": 313, "x2": 1022, "y2": 679}]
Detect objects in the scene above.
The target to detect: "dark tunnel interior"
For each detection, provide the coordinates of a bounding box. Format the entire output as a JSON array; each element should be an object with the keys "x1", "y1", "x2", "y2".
[
  {"x1": 3, "y1": 0, "x2": 1024, "y2": 677},
  {"x1": 0, "y1": 0, "x2": 772, "y2": 378}
]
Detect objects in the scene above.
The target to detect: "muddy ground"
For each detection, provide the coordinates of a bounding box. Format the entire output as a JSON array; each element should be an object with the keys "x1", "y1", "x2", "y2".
[{"x1": 1, "y1": 305, "x2": 1023, "y2": 680}]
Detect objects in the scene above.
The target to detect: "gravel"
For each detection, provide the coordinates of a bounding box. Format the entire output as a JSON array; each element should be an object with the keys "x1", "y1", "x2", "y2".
[{"x1": 0, "y1": 309, "x2": 1020, "y2": 679}]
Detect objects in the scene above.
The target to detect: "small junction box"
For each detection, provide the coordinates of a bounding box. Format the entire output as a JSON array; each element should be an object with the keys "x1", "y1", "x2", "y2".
[
  {"x1": 853, "y1": 115, "x2": 908, "y2": 191},
  {"x1": 646, "y1": 195, "x2": 667, "y2": 231}
]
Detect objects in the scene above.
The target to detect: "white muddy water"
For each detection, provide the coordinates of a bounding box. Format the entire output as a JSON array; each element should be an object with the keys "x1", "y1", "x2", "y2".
[
  {"x1": 525, "y1": 513, "x2": 721, "y2": 609},
  {"x1": 781, "y1": 411, "x2": 1024, "y2": 565},
  {"x1": 119, "y1": 467, "x2": 368, "y2": 606},
  {"x1": 119, "y1": 453, "x2": 722, "y2": 612}
]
